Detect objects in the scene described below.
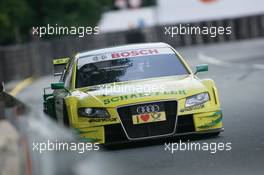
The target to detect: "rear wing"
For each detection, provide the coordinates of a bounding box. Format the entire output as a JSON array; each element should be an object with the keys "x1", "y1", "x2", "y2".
[{"x1": 53, "y1": 57, "x2": 69, "y2": 76}]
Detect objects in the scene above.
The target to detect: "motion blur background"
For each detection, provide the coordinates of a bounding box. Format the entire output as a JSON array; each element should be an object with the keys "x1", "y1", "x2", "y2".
[
  {"x1": 1, "y1": 0, "x2": 264, "y2": 82},
  {"x1": 1, "y1": 1, "x2": 264, "y2": 175}
]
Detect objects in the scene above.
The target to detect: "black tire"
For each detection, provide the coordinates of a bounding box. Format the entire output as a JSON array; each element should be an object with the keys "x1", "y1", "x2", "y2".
[
  {"x1": 208, "y1": 132, "x2": 221, "y2": 137},
  {"x1": 63, "y1": 102, "x2": 70, "y2": 126},
  {"x1": 198, "y1": 132, "x2": 221, "y2": 139}
]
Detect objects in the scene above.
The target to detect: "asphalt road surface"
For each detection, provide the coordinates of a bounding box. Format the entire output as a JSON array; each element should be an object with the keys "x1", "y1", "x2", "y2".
[{"x1": 17, "y1": 39, "x2": 264, "y2": 175}]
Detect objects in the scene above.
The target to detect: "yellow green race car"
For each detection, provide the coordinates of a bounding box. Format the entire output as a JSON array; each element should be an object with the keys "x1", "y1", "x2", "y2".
[{"x1": 43, "y1": 42, "x2": 223, "y2": 144}]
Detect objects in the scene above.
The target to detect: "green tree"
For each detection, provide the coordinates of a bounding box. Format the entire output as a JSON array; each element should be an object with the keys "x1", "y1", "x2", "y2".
[
  {"x1": 0, "y1": 0, "x2": 112, "y2": 45},
  {"x1": 0, "y1": 0, "x2": 31, "y2": 44}
]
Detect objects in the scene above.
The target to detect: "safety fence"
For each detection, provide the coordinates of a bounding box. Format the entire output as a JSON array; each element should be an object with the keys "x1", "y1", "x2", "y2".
[
  {"x1": 0, "y1": 13, "x2": 264, "y2": 82},
  {"x1": 0, "y1": 91, "x2": 28, "y2": 175},
  {"x1": 0, "y1": 90, "x2": 92, "y2": 175}
]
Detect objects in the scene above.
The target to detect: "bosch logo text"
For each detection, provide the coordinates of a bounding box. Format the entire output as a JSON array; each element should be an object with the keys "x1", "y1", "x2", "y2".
[{"x1": 112, "y1": 49, "x2": 159, "y2": 59}]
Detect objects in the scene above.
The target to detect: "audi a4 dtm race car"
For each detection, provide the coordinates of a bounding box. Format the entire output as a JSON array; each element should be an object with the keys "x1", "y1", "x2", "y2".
[{"x1": 43, "y1": 42, "x2": 223, "y2": 144}]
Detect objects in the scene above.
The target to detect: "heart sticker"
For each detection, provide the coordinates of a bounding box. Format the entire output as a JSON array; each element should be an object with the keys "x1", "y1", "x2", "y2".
[{"x1": 140, "y1": 114, "x2": 150, "y2": 122}]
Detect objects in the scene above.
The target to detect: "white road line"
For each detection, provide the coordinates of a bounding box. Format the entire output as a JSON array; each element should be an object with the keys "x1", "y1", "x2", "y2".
[
  {"x1": 252, "y1": 64, "x2": 264, "y2": 70},
  {"x1": 198, "y1": 53, "x2": 229, "y2": 66},
  {"x1": 198, "y1": 53, "x2": 264, "y2": 71}
]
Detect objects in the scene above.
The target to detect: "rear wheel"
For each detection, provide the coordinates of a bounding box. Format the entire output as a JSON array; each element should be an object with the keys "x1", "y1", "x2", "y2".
[
  {"x1": 44, "y1": 96, "x2": 57, "y2": 121},
  {"x1": 63, "y1": 102, "x2": 70, "y2": 126}
]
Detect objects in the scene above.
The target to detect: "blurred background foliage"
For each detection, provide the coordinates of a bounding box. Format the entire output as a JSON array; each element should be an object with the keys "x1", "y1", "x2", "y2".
[
  {"x1": 0, "y1": 0, "x2": 112, "y2": 45},
  {"x1": 0, "y1": 0, "x2": 155, "y2": 45}
]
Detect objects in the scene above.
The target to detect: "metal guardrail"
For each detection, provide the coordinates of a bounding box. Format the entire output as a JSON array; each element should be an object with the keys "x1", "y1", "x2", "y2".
[
  {"x1": 0, "y1": 92, "x2": 28, "y2": 118},
  {"x1": 18, "y1": 110, "x2": 79, "y2": 175},
  {"x1": 0, "y1": 14, "x2": 263, "y2": 83},
  {"x1": 0, "y1": 90, "x2": 92, "y2": 175},
  {"x1": 0, "y1": 91, "x2": 28, "y2": 175},
  {"x1": 0, "y1": 100, "x2": 4, "y2": 120}
]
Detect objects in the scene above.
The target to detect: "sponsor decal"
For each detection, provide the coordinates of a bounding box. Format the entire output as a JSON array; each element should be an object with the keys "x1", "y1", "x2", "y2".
[
  {"x1": 197, "y1": 111, "x2": 222, "y2": 129},
  {"x1": 111, "y1": 49, "x2": 159, "y2": 59},
  {"x1": 151, "y1": 112, "x2": 162, "y2": 121},
  {"x1": 88, "y1": 118, "x2": 117, "y2": 123},
  {"x1": 180, "y1": 104, "x2": 204, "y2": 113},
  {"x1": 92, "y1": 55, "x2": 107, "y2": 62},
  {"x1": 136, "y1": 104, "x2": 160, "y2": 114},
  {"x1": 200, "y1": 0, "x2": 218, "y2": 4},
  {"x1": 103, "y1": 90, "x2": 187, "y2": 105},
  {"x1": 79, "y1": 138, "x2": 101, "y2": 143},
  {"x1": 138, "y1": 113, "x2": 161, "y2": 122},
  {"x1": 140, "y1": 114, "x2": 150, "y2": 122},
  {"x1": 132, "y1": 112, "x2": 166, "y2": 124},
  {"x1": 78, "y1": 47, "x2": 174, "y2": 66}
]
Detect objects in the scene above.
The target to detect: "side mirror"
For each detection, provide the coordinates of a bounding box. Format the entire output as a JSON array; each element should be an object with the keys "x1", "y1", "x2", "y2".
[
  {"x1": 51, "y1": 82, "x2": 65, "y2": 90},
  {"x1": 195, "y1": 64, "x2": 208, "y2": 74}
]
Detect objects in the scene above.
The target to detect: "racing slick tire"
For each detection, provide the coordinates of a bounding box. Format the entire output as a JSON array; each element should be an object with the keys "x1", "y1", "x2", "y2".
[{"x1": 63, "y1": 101, "x2": 70, "y2": 126}]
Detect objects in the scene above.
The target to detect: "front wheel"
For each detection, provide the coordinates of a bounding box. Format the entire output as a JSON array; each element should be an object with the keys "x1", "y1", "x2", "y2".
[
  {"x1": 207, "y1": 132, "x2": 221, "y2": 137},
  {"x1": 198, "y1": 131, "x2": 221, "y2": 138}
]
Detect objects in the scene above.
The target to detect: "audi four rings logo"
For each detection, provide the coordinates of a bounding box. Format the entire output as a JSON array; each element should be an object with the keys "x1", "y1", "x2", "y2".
[{"x1": 136, "y1": 105, "x2": 160, "y2": 114}]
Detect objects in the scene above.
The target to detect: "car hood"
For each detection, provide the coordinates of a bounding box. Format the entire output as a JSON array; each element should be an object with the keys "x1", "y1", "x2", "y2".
[{"x1": 74, "y1": 75, "x2": 207, "y2": 107}]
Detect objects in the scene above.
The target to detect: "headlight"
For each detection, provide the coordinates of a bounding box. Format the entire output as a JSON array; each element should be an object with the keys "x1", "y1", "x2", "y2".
[
  {"x1": 78, "y1": 108, "x2": 110, "y2": 118},
  {"x1": 185, "y1": 92, "x2": 210, "y2": 107}
]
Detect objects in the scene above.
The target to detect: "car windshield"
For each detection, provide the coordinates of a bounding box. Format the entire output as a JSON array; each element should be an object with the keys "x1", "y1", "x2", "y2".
[{"x1": 76, "y1": 51, "x2": 189, "y2": 88}]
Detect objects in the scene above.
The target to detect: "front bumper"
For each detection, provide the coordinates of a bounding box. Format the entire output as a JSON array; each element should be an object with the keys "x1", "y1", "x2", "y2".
[{"x1": 74, "y1": 110, "x2": 223, "y2": 144}]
